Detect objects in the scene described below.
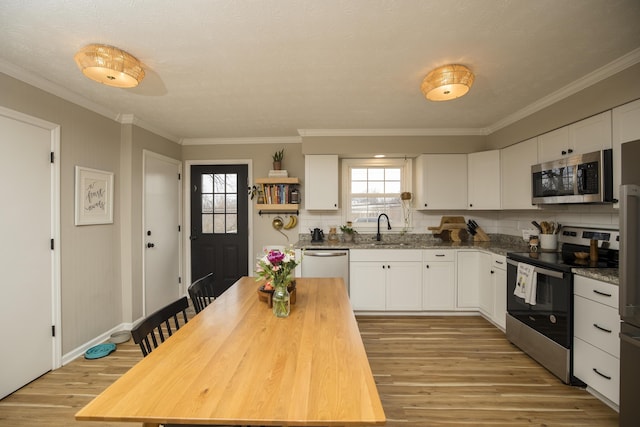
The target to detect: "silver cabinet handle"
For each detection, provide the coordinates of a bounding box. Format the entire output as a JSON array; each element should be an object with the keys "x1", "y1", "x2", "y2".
[{"x1": 304, "y1": 252, "x2": 348, "y2": 257}]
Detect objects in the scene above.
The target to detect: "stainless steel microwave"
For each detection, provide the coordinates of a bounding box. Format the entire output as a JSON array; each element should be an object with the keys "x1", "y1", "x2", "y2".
[{"x1": 531, "y1": 149, "x2": 613, "y2": 204}]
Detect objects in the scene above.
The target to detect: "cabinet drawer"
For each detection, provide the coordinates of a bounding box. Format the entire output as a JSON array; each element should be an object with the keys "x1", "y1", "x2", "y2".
[
  {"x1": 574, "y1": 276, "x2": 618, "y2": 309},
  {"x1": 491, "y1": 254, "x2": 506, "y2": 270},
  {"x1": 423, "y1": 250, "x2": 454, "y2": 262},
  {"x1": 574, "y1": 295, "x2": 620, "y2": 358},
  {"x1": 573, "y1": 337, "x2": 619, "y2": 405},
  {"x1": 350, "y1": 249, "x2": 422, "y2": 262}
]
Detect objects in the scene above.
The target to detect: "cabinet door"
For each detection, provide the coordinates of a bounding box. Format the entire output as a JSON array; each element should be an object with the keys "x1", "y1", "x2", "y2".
[
  {"x1": 468, "y1": 150, "x2": 501, "y2": 209},
  {"x1": 305, "y1": 155, "x2": 338, "y2": 210},
  {"x1": 457, "y1": 251, "x2": 480, "y2": 308},
  {"x1": 538, "y1": 126, "x2": 569, "y2": 163},
  {"x1": 477, "y1": 252, "x2": 494, "y2": 317},
  {"x1": 569, "y1": 111, "x2": 612, "y2": 156},
  {"x1": 501, "y1": 138, "x2": 538, "y2": 210},
  {"x1": 492, "y1": 262, "x2": 507, "y2": 330},
  {"x1": 613, "y1": 99, "x2": 640, "y2": 204},
  {"x1": 423, "y1": 261, "x2": 456, "y2": 310},
  {"x1": 386, "y1": 262, "x2": 422, "y2": 311},
  {"x1": 349, "y1": 262, "x2": 386, "y2": 310},
  {"x1": 415, "y1": 154, "x2": 467, "y2": 210}
]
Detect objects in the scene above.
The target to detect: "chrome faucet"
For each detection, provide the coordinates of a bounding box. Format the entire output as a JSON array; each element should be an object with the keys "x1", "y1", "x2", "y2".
[{"x1": 376, "y1": 213, "x2": 391, "y2": 241}]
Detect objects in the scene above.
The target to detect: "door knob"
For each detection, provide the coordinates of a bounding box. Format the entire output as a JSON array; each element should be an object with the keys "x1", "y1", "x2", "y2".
[{"x1": 147, "y1": 243, "x2": 155, "y2": 248}]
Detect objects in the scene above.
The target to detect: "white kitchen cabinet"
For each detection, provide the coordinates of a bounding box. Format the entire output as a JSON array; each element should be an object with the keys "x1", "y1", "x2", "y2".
[
  {"x1": 477, "y1": 252, "x2": 494, "y2": 317},
  {"x1": 422, "y1": 250, "x2": 456, "y2": 310},
  {"x1": 613, "y1": 99, "x2": 640, "y2": 205},
  {"x1": 350, "y1": 250, "x2": 422, "y2": 311},
  {"x1": 501, "y1": 138, "x2": 538, "y2": 210},
  {"x1": 573, "y1": 275, "x2": 620, "y2": 405},
  {"x1": 538, "y1": 111, "x2": 612, "y2": 163},
  {"x1": 304, "y1": 154, "x2": 338, "y2": 210},
  {"x1": 456, "y1": 251, "x2": 481, "y2": 308},
  {"x1": 491, "y1": 254, "x2": 507, "y2": 330},
  {"x1": 467, "y1": 150, "x2": 501, "y2": 209},
  {"x1": 415, "y1": 154, "x2": 467, "y2": 210}
]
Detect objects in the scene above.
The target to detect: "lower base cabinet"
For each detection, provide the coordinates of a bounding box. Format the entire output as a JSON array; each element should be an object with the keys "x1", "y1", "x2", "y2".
[{"x1": 423, "y1": 250, "x2": 456, "y2": 310}]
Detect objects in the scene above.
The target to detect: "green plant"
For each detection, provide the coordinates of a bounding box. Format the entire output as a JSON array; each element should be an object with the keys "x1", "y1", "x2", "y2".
[
  {"x1": 272, "y1": 148, "x2": 285, "y2": 162},
  {"x1": 340, "y1": 225, "x2": 357, "y2": 234}
]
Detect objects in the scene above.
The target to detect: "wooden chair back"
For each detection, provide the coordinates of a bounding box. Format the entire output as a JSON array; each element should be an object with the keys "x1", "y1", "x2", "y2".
[
  {"x1": 131, "y1": 296, "x2": 189, "y2": 357},
  {"x1": 188, "y1": 272, "x2": 215, "y2": 314}
]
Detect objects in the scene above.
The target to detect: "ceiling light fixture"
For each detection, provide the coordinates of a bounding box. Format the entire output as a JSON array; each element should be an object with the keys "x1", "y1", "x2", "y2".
[
  {"x1": 421, "y1": 64, "x2": 474, "y2": 101},
  {"x1": 74, "y1": 44, "x2": 145, "y2": 88}
]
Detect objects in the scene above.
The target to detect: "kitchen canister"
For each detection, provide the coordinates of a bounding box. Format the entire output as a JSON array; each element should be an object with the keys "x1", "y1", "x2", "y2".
[{"x1": 540, "y1": 234, "x2": 558, "y2": 250}]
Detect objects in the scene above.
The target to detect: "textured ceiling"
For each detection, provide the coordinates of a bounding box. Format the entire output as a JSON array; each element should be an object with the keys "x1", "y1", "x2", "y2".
[{"x1": 1, "y1": 0, "x2": 640, "y2": 142}]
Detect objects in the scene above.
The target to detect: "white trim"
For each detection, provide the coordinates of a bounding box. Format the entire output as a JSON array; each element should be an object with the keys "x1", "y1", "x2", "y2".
[
  {"x1": 116, "y1": 114, "x2": 180, "y2": 143},
  {"x1": 298, "y1": 128, "x2": 488, "y2": 137},
  {"x1": 181, "y1": 137, "x2": 302, "y2": 145},
  {"x1": 0, "y1": 106, "x2": 62, "y2": 370},
  {"x1": 183, "y1": 159, "x2": 254, "y2": 289},
  {"x1": 61, "y1": 320, "x2": 140, "y2": 365},
  {"x1": 141, "y1": 150, "x2": 183, "y2": 316}
]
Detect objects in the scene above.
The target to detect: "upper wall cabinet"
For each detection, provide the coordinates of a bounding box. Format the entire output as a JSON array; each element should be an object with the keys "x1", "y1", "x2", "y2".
[
  {"x1": 612, "y1": 99, "x2": 640, "y2": 205},
  {"x1": 538, "y1": 111, "x2": 612, "y2": 163},
  {"x1": 305, "y1": 154, "x2": 338, "y2": 210},
  {"x1": 414, "y1": 154, "x2": 467, "y2": 210},
  {"x1": 501, "y1": 137, "x2": 538, "y2": 210},
  {"x1": 467, "y1": 150, "x2": 501, "y2": 210}
]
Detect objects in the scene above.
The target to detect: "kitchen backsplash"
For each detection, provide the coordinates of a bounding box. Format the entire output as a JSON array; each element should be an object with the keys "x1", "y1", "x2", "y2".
[{"x1": 297, "y1": 204, "x2": 619, "y2": 237}]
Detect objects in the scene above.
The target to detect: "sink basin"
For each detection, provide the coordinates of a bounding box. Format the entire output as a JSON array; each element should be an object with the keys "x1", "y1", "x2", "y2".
[{"x1": 363, "y1": 242, "x2": 410, "y2": 247}]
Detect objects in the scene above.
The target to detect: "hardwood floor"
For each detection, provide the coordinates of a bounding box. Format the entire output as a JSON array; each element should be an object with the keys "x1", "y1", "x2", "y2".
[{"x1": 0, "y1": 315, "x2": 618, "y2": 426}]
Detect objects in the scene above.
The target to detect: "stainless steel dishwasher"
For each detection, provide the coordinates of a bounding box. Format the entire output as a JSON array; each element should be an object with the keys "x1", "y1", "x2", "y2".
[{"x1": 300, "y1": 249, "x2": 350, "y2": 294}]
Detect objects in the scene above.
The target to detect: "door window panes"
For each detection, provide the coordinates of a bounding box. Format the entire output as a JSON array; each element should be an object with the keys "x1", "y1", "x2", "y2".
[{"x1": 201, "y1": 173, "x2": 238, "y2": 234}]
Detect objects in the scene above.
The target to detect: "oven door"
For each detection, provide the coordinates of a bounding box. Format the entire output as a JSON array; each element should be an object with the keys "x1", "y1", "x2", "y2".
[{"x1": 507, "y1": 259, "x2": 572, "y2": 348}]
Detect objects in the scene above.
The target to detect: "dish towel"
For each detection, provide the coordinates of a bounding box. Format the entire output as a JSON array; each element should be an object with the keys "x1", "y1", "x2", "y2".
[{"x1": 514, "y1": 262, "x2": 537, "y2": 306}]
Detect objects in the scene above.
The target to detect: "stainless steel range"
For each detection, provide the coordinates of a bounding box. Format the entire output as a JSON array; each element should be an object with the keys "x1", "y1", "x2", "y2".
[{"x1": 506, "y1": 226, "x2": 619, "y2": 384}]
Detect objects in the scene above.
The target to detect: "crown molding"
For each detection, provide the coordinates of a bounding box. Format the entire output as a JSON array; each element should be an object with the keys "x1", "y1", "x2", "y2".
[
  {"x1": 181, "y1": 136, "x2": 302, "y2": 145},
  {"x1": 115, "y1": 114, "x2": 179, "y2": 143},
  {"x1": 297, "y1": 128, "x2": 488, "y2": 137},
  {"x1": 0, "y1": 59, "x2": 120, "y2": 122},
  {"x1": 486, "y1": 47, "x2": 640, "y2": 134}
]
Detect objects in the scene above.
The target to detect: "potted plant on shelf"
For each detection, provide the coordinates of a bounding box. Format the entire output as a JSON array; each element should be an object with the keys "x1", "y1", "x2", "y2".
[
  {"x1": 272, "y1": 148, "x2": 284, "y2": 170},
  {"x1": 340, "y1": 224, "x2": 358, "y2": 243}
]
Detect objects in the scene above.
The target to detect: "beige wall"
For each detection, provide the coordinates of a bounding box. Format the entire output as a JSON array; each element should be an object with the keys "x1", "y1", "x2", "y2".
[{"x1": 488, "y1": 63, "x2": 640, "y2": 149}]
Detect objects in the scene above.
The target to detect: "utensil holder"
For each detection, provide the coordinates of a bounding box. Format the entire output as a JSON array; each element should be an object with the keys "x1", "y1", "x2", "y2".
[{"x1": 540, "y1": 234, "x2": 557, "y2": 250}]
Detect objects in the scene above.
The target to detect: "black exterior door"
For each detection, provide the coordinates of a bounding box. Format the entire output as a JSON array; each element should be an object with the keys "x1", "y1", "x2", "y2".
[{"x1": 191, "y1": 164, "x2": 249, "y2": 297}]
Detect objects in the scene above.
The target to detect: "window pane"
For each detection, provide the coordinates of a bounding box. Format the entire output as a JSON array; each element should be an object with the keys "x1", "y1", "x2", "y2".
[
  {"x1": 386, "y1": 181, "x2": 401, "y2": 193},
  {"x1": 202, "y1": 214, "x2": 213, "y2": 233},
  {"x1": 368, "y1": 181, "x2": 384, "y2": 193},
  {"x1": 226, "y1": 214, "x2": 237, "y2": 233},
  {"x1": 226, "y1": 174, "x2": 237, "y2": 193},
  {"x1": 214, "y1": 174, "x2": 225, "y2": 193},
  {"x1": 352, "y1": 168, "x2": 368, "y2": 180},
  {"x1": 202, "y1": 174, "x2": 213, "y2": 193},
  {"x1": 214, "y1": 194, "x2": 225, "y2": 213},
  {"x1": 214, "y1": 214, "x2": 225, "y2": 233},
  {"x1": 226, "y1": 194, "x2": 237, "y2": 213},
  {"x1": 202, "y1": 194, "x2": 213, "y2": 213},
  {"x1": 352, "y1": 181, "x2": 367, "y2": 193},
  {"x1": 368, "y1": 169, "x2": 384, "y2": 180},
  {"x1": 385, "y1": 168, "x2": 401, "y2": 180}
]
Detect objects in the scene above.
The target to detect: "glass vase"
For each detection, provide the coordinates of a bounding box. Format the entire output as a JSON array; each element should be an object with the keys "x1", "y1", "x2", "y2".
[{"x1": 272, "y1": 284, "x2": 290, "y2": 318}]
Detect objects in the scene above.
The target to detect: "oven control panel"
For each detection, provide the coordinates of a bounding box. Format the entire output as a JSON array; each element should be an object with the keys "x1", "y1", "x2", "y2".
[{"x1": 559, "y1": 226, "x2": 619, "y2": 250}]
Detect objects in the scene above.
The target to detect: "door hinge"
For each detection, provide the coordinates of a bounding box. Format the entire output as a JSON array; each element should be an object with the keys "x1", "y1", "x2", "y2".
[
  {"x1": 178, "y1": 225, "x2": 181, "y2": 232},
  {"x1": 50, "y1": 152, "x2": 54, "y2": 163},
  {"x1": 51, "y1": 239, "x2": 54, "y2": 250},
  {"x1": 51, "y1": 325, "x2": 55, "y2": 337},
  {"x1": 178, "y1": 173, "x2": 181, "y2": 180},
  {"x1": 178, "y1": 276, "x2": 182, "y2": 284}
]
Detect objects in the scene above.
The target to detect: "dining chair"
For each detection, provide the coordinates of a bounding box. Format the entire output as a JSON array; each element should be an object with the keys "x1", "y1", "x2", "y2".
[
  {"x1": 188, "y1": 272, "x2": 215, "y2": 314},
  {"x1": 131, "y1": 296, "x2": 189, "y2": 357}
]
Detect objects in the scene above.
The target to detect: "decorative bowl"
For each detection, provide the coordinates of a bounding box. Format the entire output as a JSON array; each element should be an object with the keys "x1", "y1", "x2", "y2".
[{"x1": 110, "y1": 330, "x2": 131, "y2": 344}]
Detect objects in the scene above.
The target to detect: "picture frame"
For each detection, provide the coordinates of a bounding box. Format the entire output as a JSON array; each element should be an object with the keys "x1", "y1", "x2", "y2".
[{"x1": 75, "y1": 166, "x2": 114, "y2": 225}]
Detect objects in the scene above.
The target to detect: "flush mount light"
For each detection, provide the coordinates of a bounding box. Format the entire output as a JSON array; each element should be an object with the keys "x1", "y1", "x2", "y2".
[
  {"x1": 421, "y1": 64, "x2": 474, "y2": 101},
  {"x1": 374, "y1": 154, "x2": 386, "y2": 158},
  {"x1": 74, "y1": 44, "x2": 145, "y2": 88}
]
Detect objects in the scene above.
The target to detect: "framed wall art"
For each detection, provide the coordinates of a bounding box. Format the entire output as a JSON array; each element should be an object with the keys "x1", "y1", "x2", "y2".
[{"x1": 75, "y1": 166, "x2": 114, "y2": 225}]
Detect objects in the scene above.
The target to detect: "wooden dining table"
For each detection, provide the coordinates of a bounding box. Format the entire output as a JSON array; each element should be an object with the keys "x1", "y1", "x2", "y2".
[{"x1": 75, "y1": 277, "x2": 386, "y2": 426}]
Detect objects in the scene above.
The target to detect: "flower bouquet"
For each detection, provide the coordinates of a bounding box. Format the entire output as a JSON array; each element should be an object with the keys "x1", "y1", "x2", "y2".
[{"x1": 256, "y1": 248, "x2": 300, "y2": 317}]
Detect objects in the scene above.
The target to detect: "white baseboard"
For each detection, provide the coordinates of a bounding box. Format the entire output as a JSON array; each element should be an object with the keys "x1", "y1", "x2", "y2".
[{"x1": 61, "y1": 320, "x2": 139, "y2": 365}]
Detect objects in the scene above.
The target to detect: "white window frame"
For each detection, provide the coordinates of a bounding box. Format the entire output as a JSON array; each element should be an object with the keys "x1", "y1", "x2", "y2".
[{"x1": 341, "y1": 158, "x2": 412, "y2": 231}]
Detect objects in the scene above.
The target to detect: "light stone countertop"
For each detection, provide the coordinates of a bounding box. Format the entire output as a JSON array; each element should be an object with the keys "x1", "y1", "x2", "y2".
[{"x1": 571, "y1": 268, "x2": 619, "y2": 285}]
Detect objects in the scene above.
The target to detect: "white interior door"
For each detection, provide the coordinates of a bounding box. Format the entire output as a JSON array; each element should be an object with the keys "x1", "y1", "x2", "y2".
[
  {"x1": 143, "y1": 151, "x2": 181, "y2": 315},
  {"x1": 0, "y1": 112, "x2": 57, "y2": 399}
]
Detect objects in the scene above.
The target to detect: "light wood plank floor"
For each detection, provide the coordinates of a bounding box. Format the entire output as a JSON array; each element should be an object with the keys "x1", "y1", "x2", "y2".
[{"x1": 0, "y1": 315, "x2": 618, "y2": 426}]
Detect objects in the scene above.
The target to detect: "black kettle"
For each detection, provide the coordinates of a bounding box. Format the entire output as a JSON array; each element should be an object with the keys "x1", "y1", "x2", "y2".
[{"x1": 311, "y1": 228, "x2": 324, "y2": 242}]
